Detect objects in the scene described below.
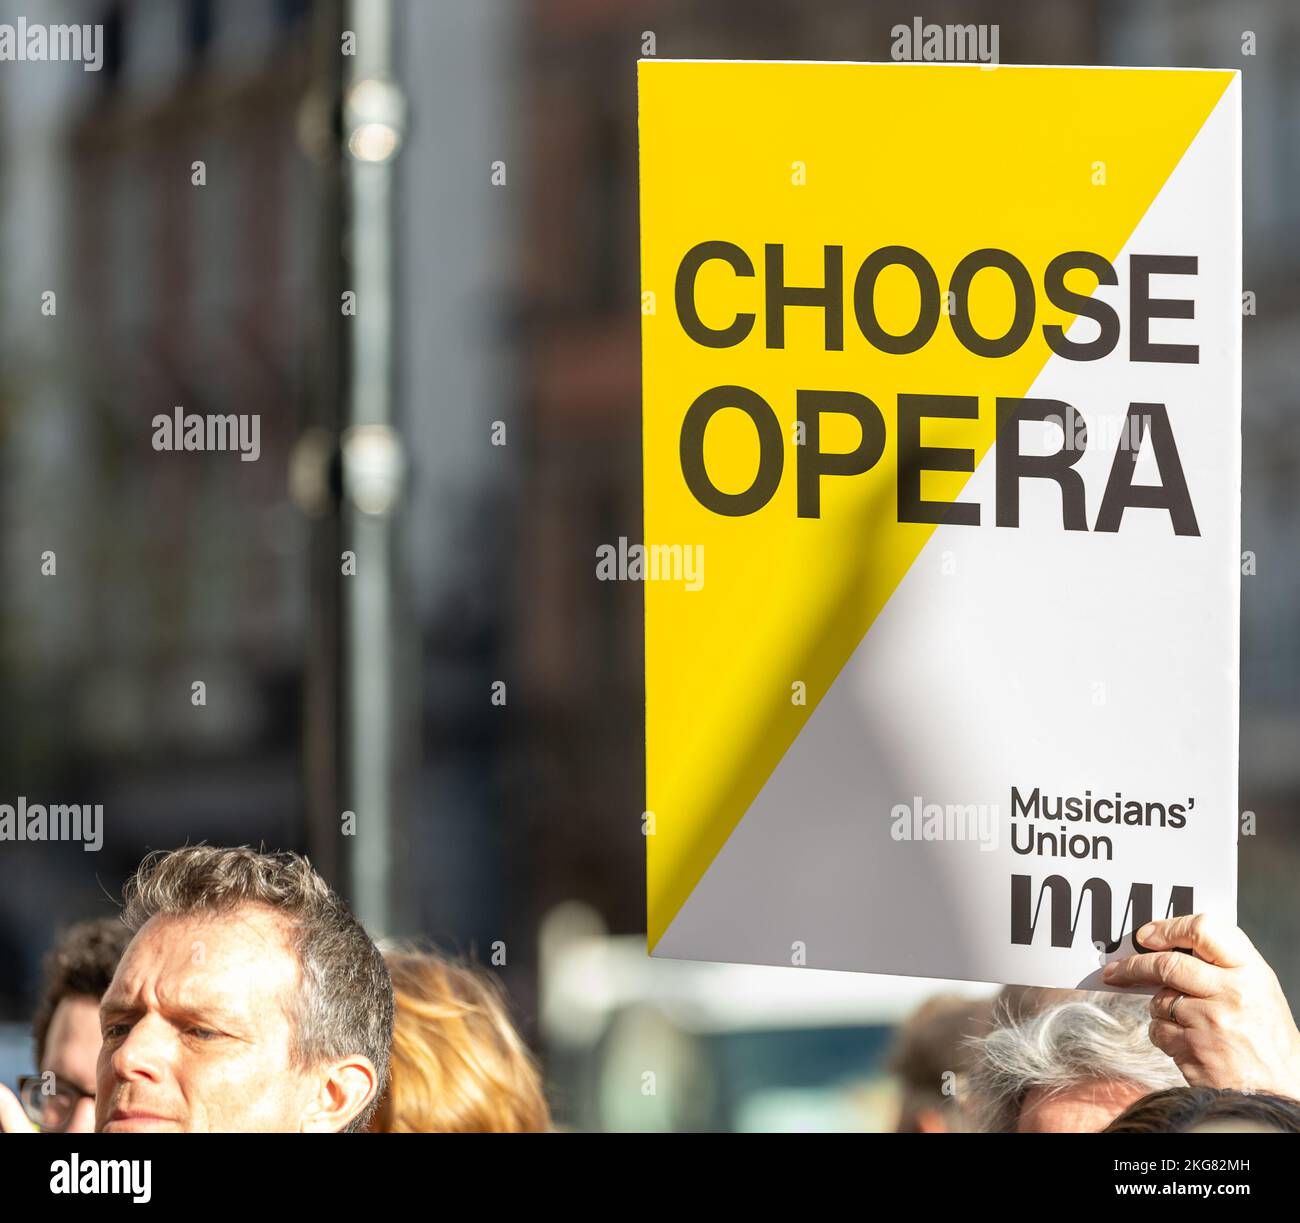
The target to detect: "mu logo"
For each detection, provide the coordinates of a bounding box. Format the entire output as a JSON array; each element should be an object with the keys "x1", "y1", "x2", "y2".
[{"x1": 1011, "y1": 874, "x2": 1194, "y2": 953}]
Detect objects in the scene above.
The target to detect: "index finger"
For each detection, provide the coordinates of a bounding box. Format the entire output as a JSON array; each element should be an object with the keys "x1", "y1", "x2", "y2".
[
  {"x1": 1103, "y1": 948, "x2": 1225, "y2": 996},
  {"x1": 1137, "y1": 914, "x2": 1255, "y2": 968}
]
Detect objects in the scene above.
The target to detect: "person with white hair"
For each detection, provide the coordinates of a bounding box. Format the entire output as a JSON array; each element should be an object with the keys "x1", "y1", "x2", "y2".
[{"x1": 965, "y1": 991, "x2": 1186, "y2": 1133}]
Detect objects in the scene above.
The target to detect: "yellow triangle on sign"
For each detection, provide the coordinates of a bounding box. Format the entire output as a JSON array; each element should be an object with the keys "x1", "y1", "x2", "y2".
[{"x1": 639, "y1": 61, "x2": 1233, "y2": 951}]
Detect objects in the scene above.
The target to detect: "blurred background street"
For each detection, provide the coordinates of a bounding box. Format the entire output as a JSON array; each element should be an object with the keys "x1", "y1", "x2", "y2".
[{"x1": 0, "y1": 0, "x2": 1295, "y2": 1130}]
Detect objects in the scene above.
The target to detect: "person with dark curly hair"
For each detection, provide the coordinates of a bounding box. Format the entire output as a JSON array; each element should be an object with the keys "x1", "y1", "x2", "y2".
[
  {"x1": 0, "y1": 918, "x2": 132, "y2": 1133},
  {"x1": 1103, "y1": 1086, "x2": 1300, "y2": 1134}
]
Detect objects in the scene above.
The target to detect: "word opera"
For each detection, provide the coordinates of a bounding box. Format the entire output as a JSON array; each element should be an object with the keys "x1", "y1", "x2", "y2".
[{"x1": 673, "y1": 242, "x2": 1206, "y2": 535}]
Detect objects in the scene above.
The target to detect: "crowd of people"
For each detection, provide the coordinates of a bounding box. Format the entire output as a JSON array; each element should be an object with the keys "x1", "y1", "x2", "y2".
[
  {"x1": 2, "y1": 843, "x2": 1298, "y2": 1133},
  {"x1": 0, "y1": 846, "x2": 549, "y2": 1134},
  {"x1": 890, "y1": 934, "x2": 1300, "y2": 1133}
]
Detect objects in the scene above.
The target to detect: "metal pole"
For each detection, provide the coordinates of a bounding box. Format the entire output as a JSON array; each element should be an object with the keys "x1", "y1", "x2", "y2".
[
  {"x1": 299, "y1": 0, "x2": 348, "y2": 891},
  {"x1": 339, "y1": 0, "x2": 407, "y2": 936}
]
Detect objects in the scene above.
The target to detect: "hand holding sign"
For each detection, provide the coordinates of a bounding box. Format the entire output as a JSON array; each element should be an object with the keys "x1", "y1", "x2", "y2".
[{"x1": 1103, "y1": 914, "x2": 1300, "y2": 1099}]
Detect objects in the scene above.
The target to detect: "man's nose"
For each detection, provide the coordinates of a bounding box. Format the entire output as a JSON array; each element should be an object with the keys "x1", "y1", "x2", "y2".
[{"x1": 110, "y1": 1016, "x2": 171, "y2": 1082}]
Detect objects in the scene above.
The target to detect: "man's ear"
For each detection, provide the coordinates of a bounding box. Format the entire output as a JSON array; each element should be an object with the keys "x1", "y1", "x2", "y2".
[{"x1": 301, "y1": 1056, "x2": 378, "y2": 1133}]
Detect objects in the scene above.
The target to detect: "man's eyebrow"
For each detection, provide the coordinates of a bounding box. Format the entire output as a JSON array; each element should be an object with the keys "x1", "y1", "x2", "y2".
[
  {"x1": 99, "y1": 990, "x2": 136, "y2": 1015},
  {"x1": 98, "y1": 998, "x2": 141, "y2": 1024},
  {"x1": 172, "y1": 1001, "x2": 247, "y2": 1029},
  {"x1": 98, "y1": 994, "x2": 248, "y2": 1030}
]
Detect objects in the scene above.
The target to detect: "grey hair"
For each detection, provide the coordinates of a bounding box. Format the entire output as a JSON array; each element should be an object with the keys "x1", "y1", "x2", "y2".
[
  {"x1": 964, "y1": 991, "x2": 1186, "y2": 1132},
  {"x1": 121, "y1": 845, "x2": 394, "y2": 1133}
]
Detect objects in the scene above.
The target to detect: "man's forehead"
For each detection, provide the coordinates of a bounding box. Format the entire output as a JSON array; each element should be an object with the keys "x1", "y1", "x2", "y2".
[{"x1": 107, "y1": 905, "x2": 300, "y2": 1003}]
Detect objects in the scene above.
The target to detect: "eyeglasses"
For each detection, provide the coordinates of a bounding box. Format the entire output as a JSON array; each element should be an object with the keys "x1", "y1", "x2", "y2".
[{"x1": 16, "y1": 1073, "x2": 95, "y2": 1133}]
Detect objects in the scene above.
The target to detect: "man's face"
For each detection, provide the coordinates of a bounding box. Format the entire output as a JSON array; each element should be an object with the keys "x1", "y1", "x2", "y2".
[
  {"x1": 41, "y1": 995, "x2": 102, "y2": 1133},
  {"x1": 95, "y1": 906, "x2": 322, "y2": 1133},
  {"x1": 1017, "y1": 1079, "x2": 1149, "y2": 1132}
]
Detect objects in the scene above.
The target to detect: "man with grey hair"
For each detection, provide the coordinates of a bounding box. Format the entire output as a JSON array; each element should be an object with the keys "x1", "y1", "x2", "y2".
[
  {"x1": 92, "y1": 845, "x2": 393, "y2": 1133},
  {"x1": 965, "y1": 990, "x2": 1186, "y2": 1132}
]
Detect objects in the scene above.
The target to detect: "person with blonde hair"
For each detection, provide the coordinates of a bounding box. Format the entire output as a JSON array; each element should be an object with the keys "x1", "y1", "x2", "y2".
[{"x1": 370, "y1": 948, "x2": 551, "y2": 1133}]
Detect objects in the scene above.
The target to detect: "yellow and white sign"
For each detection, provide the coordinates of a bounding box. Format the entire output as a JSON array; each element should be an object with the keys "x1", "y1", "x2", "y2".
[{"x1": 639, "y1": 60, "x2": 1240, "y2": 989}]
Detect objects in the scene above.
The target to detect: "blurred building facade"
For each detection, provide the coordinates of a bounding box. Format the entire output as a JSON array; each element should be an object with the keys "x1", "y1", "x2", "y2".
[
  {"x1": 0, "y1": 0, "x2": 315, "y2": 1010},
  {"x1": 0, "y1": 0, "x2": 1295, "y2": 1055}
]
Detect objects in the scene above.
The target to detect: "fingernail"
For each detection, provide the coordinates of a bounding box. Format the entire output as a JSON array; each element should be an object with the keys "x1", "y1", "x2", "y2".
[
  {"x1": 1136, "y1": 923, "x2": 1154, "y2": 941},
  {"x1": 1102, "y1": 962, "x2": 1116, "y2": 978}
]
